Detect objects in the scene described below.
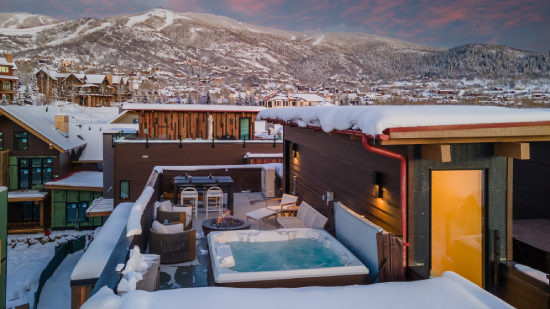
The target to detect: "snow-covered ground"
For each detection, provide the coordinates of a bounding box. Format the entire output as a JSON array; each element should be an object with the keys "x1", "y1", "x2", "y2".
[
  {"x1": 6, "y1": 231, "x2": 94, "y2": 307},
  {"x1": 36, "y1": 251, "x2": 84, "y2": 309}
]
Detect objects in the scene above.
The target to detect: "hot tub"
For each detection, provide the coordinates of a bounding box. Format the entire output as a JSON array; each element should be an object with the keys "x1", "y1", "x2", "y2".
[{"x1": 208, "y1": 228, "x2": 369, "y2": 288}]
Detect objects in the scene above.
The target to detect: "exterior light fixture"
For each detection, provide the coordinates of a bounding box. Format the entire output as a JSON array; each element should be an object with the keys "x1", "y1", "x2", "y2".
[
  {"x1": 292, "y1": 143, "x2": 298, "y2": 157},
  {"x1": 373, "y1": 171, "x2": 383, "y2": 199}
]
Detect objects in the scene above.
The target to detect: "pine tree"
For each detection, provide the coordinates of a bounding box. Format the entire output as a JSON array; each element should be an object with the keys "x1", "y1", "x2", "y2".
[
  {"x1": 205, "y1": 91, "x2": 211, "y2": 104},
  {"x1": 24, "y1": 85, "x2": 33, "y2": 105},
  {"x1": 142, "y1": 91, "x2": 150, "y2": 103},
  {"x1": 30, "y1": 74, "x2": 38, "y2": 96},
  {"x1": 249, "y1": 94, "x2": 257, "y2": 106},
  {"x1": 236, "y1": 94, "x2": 243, "y2": 105},
  {"x1": 0, "y1": 95, "x2": 8, "y2": 106},
  {"x1": 156, "y1": 96, "x2": 162, "y2": 104},
  {"x1": 187, "y1": 92, "x2": 192, "y2": 104}
]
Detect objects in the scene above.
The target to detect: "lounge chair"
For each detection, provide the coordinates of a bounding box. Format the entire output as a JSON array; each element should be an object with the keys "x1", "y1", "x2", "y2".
[
  {"x1": 156, "y1": 200, "x2": 193, "y2": 231},
  {"x1": 150, "y1": 221, "x2": 196, "y2": 264},
  {"x1": 266, "y1": 194, "x2": 298, "y2": 213},
  {"x1": 277, "y1": 201, "x2": 328, "y2": 229}
]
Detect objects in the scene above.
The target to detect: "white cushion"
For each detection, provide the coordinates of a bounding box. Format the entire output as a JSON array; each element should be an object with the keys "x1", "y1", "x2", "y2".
[
  {"x1": 172, "y1": 206, "x2": 193, "y2": 225},
  {"x1": 152, "y1": 221, "x2": 183, "y2": 234},
  {"x1": 280, "y1": 194, "x2": 298, "y2": 207},
  {"x1": 158, "y1": 200, "x2": 172, "y2": 212}
]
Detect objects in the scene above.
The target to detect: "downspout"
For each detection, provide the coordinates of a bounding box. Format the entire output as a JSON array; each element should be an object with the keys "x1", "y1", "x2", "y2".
[{"x1": 361, "y1": 134, "x2": 408, "y2": 280}]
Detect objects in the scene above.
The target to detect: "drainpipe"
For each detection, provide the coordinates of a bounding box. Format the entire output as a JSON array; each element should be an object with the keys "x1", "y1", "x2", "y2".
[{"x1": 361, "y1": 134, "x2": 408, "y2": 280}]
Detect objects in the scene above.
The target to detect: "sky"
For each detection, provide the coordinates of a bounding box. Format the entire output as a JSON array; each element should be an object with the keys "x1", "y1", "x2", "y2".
[{"x1": 1, "y1": 0, "x2": 549, "y2": 51}]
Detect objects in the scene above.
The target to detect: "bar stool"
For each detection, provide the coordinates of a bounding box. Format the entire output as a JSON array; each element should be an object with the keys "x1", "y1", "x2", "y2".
[
  {"x1": 181, "y1": 187, "x2": 199, "y2": 220},
  {"x1": 205, "y1": 187, "x2": 223, "y2": 219}
]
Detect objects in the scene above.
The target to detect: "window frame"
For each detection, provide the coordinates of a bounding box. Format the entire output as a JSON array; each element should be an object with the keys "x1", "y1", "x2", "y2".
[
  {"x1": 120, "y1": 180, "x2": 130, "y2": 199},
  {"x1": 14, "y1": 131, "x2": 29, "y2": 151},
  {"x1": 0, "y1": 131, "x2": 3, "y2": 150}
]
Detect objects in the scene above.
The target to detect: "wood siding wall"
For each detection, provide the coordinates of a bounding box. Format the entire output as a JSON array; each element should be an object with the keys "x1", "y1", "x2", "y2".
[
  {"x1": 113, "y1": 141, "x2": 282, "y2": 205},
  {"x1": 284, "y1": 126, "x2": 407, "y2": 235},
  {"x1": 137, "y1": 111, "x2": 258, "y2": 140},
  {"x1": 513, "y1": 141, "x2": 550, "y2": 219}
]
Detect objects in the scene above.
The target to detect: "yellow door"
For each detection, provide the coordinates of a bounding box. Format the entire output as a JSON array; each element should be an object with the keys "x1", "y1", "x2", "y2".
[{"x1": 431, "y1": 170, "x2": 484, "y2": 287}]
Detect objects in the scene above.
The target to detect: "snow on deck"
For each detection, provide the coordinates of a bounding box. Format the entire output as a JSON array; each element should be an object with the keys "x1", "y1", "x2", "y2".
[
  {"x1": 45, "y1": 171, "x2": 103, "y2": 189},
  {"x1": 154, "y1": 163, "x2": 283, "y2": 177},
  {"x1": 257, "y1": 106, "x2": 550, "y2": 136},
  {"x1": 122, "y1": 103, "x2": 264, "y2": 112},
  {"x1": 8, "y1": 190, "x2": 48, "y2": 199},
  {"x1": 83, "y1": 272, "x2": 512, "y2": 309},
  {"x1": 71, "y1": 203, "x2": 133, "y2": 281}
]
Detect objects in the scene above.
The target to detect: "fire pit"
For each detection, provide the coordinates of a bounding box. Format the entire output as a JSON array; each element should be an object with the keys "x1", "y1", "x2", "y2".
[{"x1": 202, "y1": 210, "x2": 251, "y2": 237}]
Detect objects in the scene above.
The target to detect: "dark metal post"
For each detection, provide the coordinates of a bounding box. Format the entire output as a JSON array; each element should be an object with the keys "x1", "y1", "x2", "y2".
[{"x1": 179, "y1": 135, "x2": 182, "y2": 148}]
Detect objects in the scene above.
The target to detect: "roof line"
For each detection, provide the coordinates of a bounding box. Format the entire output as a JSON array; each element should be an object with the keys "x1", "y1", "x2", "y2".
[
  {"x1": 0, "y1": 109, "x2": 84, "y2": 153},
  {"x1": 386, "y1": 121, "x2": 550, "y2": 134}
]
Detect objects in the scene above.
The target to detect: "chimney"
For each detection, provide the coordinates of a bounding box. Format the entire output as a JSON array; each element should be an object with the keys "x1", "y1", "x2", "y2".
[
  {"x1": 55, "y1": 114, "x2": 69, "y2": 134},
  {"x1": 5, "y1": 54, "x2": 13, "y2": 63}
]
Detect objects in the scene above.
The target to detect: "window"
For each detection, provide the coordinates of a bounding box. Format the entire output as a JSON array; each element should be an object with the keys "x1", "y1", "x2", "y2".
[
  {"x1": 0, "y1": 66, "x2": 8, "y2": 73},
  {"x1": 3, "y1": 81, "x2": 11, "y2": 90},
  {"x1": 14, "y1": 132, "x2": 28, "y2": 151},
  {"x1": 22, "y1": 201, "x2": 40, "y2": 222},
  {"x1": 120, "y1": 181, "x2": 130, "y2": 199},
  {"x1": 98, "y1": 163, "x2": 103, "y2": 171},
  {"x1": 18, "y1": 158, "x2": 53, "y2": 189},
  {"x1": 239, "y1": 118, "x2": 251, "y2": 140},
  {"x1": 0, "y1": 132, "x2": 3, "y2": 150},
  {"x1": 133, "y1": 118, "x2": 139, "y2": 124}
]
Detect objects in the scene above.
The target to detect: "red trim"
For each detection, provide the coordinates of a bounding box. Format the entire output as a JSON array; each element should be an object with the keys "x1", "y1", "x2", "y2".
[
  {"x1": 387, "y1": 120, "x2": 550, "y2": 133},
  {"x1": 46, "y1": 171, "x2": 102, "y2": 183}
]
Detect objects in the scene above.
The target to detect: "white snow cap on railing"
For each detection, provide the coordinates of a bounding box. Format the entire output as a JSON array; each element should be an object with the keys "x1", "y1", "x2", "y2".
[
  {"x1": 257, "y1": 106, "x2": 550, "y2": 136},
  {"x1": 126, "y1": 186, "x2": 155, "y2": 237},
  {"x1": 153, "y1": 163, "x2": 283, "y2": 176}
]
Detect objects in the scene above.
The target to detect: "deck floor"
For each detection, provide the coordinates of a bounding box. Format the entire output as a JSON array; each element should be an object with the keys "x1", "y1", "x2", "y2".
[
  {"x1": 158, "y1": 192, "x2": 279, "y2": 289},
  {"x1": 8, "y1": 221, "x2": 50, "y2": 234},
  {"x1": 513, "y1": 219, "x2": 550, "y2": 252}
]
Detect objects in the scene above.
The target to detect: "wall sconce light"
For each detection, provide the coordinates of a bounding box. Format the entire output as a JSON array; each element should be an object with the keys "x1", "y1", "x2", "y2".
[
  {"x1": 292, "y1": 143, "x2": 298, "y2": 157},
  {"x1": 373, "y1": 171, "x2": 383, "y2": 199}
]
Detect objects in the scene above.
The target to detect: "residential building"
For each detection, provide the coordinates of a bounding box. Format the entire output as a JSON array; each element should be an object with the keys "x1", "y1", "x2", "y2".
[
  {"x1": 0, "y1": 54, "x2": 18, "y2": 102},
  {"x1": 259, "y1": 91, "x2": 325, "y2": 108}
]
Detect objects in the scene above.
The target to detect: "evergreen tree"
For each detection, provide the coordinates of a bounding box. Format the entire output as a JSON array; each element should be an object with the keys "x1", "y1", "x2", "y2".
[
  {"x1": 156, "y1": 96, "x2": 162, "y2": 104},
  {"x1": 235, "y1": 94, "x2": 243, "y2": 105},
  {"x1": 187, "y1": 92, "x2": 192, "y2": 104},
  {"x1": 0, "y1": 95, "x2": 8, "y2": 106},
  {"x1": 177, "y1": 94, "x2": 181, "y2": 104},
  {"x1": 30, "y1": 74, "x2": 38, "y2": 96},
  {"x1": 24, "y1": 85, "x2": 33, "y2": 105},
  {"x1": 249, "y1": 94, "x2": 257, "y2": 106},
  {"x1": 142, "y1": 91, "x2": 150, "y2": 103},
  {"x1": 205, "y1": 91, "x2": 211, "y2": 104}
]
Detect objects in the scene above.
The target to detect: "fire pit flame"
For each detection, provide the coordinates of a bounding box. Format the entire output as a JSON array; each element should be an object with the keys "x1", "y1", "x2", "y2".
[{"x1": 210, "y1": 210, "x2": 244, "y2": 228}]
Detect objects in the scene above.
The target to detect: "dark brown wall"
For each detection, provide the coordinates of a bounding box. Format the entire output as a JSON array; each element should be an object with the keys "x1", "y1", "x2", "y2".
[
  {"x1": 113, "y1": 141, "x2": 282, "y2": 205},
  {"x1": 284, "y1": 126, "x2": 406, "y2": 234},
  {"x1": 0, "y1": 116, "x2": 70, "y2": 178},
  {"x1": 72, "y1": 162, "x2": 99, "y2": 172},
  {"x1": 513, "y1": 141, "x2": 550, "y2": 219}
]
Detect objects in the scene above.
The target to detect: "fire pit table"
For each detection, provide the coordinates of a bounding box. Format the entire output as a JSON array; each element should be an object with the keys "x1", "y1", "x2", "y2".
[{"x1": 202, "y1": 214, "x2": 251, "y2": 237}]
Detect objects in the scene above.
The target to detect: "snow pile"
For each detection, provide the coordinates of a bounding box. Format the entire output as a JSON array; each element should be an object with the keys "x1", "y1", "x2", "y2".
[
  {"x1": 83, "y1": 271, "x2": 512, "y2": 309},
  {"x1": 116, "y1": 246, "x2": 159, "y2": 296},
  {"x1": 257, "y1": 106, "x2": 550, "y2": 136},
  {"x1": 7, "y1": 231, "x2": 94, "y2": 306},
  {"x1": 71, "y1": 203, "x2": 133, "y2": 281},
  {"x1": 126, "y1": 187, "x2": 155, "y2": 237},
  {"x1": 515, "y1": 264, "x2": 549, "y2": 284},
  {"x1": 37, "y1": 251, "x2": 84, "y2": 309}
]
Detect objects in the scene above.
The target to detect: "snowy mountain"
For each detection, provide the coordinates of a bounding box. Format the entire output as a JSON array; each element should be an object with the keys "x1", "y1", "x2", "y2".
[
  {"x1": 2, "y1": 8, "x2": 549, "y2": 83},
  {"x1": 0, "y1": 12, "x2": 59, "y2": 29}
]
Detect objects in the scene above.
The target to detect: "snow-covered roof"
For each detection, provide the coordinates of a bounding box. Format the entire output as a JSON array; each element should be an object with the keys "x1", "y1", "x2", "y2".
[
  {"x1": 45, "y1": 171, "x2": 103, "y2": 189},
  {"x1": 257, "y1": 106, "x2": 550, "y2": 136},
  {"x1": 261, "y1": 91, "x2": 324, "y2": 102},
  {"x1": 0, "y1": 56, "x2": 16, "y2": 68},
  {"x1": 75, "y1": 123, "x2": 138, "y2": 161},
  {"x1": 82, "y1": 271, "x2": 512, "y2": 309},
  {"x1": 71, "y1": 202, "x2": 133, "y2": 281},
  {"x1": 85, "y1": 74, "x2": 107, "y2": 84},
  {"x1": 0, "y1": 106, "x2": 86, "y2": 151},
  {"x1": 8, "y1": 190, "x2": 48, "y2": 199},
  {"x1": 122, "y1": 103, "x2": 264, "y2": 113}
]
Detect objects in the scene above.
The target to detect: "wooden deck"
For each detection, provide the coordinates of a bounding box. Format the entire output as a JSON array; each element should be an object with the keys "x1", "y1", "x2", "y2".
[{"x1": 8, "y1": 221, "x2": 50, "y2": 234}]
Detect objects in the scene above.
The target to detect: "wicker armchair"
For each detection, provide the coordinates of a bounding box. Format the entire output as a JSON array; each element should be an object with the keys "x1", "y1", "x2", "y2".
[
  {"x1": 149, "y1": 228, "x2": 196, "y2": 264},
  {"x1": 157, "y1": 207, "x2": 193, "y2": 231}
]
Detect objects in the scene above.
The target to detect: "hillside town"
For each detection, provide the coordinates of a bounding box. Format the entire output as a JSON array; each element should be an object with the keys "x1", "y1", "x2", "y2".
[
  {"x1": 2, "y1": 53, "x2": 550, "y2": 108},
  {"x1": 1, "y1": 5, "x2": 550, "y2": 309}
]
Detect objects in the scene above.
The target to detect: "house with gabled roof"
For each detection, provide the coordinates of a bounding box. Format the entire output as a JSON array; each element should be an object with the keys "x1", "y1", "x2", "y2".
[
  {"x1": 259, "y1": 91, "x2": 325, "y2": 108},
  {"x1": 0, "y1": 54, "x2": 18, "y2": 103}
]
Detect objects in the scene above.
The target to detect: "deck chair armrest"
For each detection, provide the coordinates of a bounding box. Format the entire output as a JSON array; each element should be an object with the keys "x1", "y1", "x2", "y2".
[
  {"x1": 266, "y1": 198, "x2": 282, "y2": 207},
  {"x1": 280, "y1": 202, "x2": 297, "y2": 208}
]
